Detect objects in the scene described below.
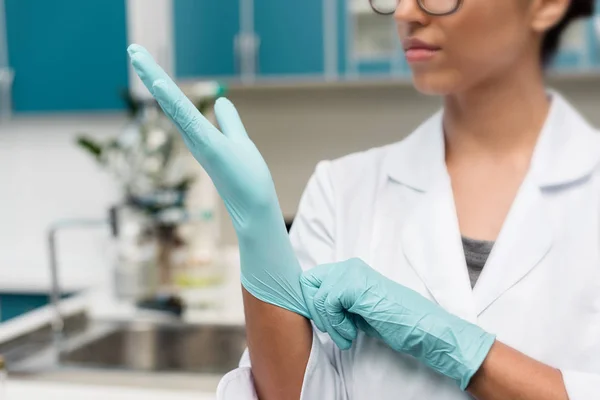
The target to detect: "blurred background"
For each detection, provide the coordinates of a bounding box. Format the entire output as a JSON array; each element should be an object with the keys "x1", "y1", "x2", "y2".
[{"x1": 0, "y1": 0, "x2": 599, "y2": 398}]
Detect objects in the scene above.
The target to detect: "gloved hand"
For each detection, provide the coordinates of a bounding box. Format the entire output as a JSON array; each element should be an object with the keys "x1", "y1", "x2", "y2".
[
  {"x1": 300, "y1": 258, "x2": 496, "y2": 390},
  {"x1": 127, "y1": 44, "x2": 308, "y2": 317}
]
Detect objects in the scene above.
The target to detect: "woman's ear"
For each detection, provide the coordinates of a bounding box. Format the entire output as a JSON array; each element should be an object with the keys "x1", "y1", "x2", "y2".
[{"x1": 529, "y1": 0, "x2": 571, "y2": 33}]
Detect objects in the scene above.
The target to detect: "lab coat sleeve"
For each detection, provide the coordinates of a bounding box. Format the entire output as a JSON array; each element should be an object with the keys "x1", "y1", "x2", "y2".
[
  {"x1": 562, "y1": 370, "x2": 600, "y2": 399},
  {"x1": 216, "y1": 161, "x2": 351, "y2": 400}
]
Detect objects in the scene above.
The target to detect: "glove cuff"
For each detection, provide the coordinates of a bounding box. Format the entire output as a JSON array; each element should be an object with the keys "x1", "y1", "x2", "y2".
[{"x1": 458, "y1": 333, "x2": 496, "y2": 390}]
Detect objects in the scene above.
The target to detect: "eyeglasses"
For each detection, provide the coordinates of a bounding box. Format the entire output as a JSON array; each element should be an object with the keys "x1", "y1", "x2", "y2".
[{"x1": 369, "y1": 0, "x2": 463, "y2": 16}]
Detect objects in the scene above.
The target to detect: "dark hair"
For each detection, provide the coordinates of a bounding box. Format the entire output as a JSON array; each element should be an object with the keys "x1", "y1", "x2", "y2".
[{"x1": 542, "y1": 0, "x2": 595, "y2": 66}]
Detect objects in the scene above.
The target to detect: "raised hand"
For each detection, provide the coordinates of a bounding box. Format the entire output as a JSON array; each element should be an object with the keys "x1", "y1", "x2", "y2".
[{"x1": 128, "y1": 44, "x2": 308, "y2": 317}]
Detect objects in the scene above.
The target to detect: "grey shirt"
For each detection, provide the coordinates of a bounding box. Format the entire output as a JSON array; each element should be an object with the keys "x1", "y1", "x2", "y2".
[{"x1": 462, "y1": 236, "x2": 494, "y2": 288}]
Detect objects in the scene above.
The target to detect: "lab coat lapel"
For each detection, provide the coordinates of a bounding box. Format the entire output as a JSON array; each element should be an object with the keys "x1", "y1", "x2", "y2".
[
  {"x1": 383, "y1": 111, "x2": 477, "y2": 322},
  {"x1": 472, "y1": 91, "x2": 600, "y2": 315},
  {"x1": 472, "y1": 176, "x2": 553, "y2": 316},
  {"x1": 400, "y1": 176, "x2": 477, "y2": 322}
]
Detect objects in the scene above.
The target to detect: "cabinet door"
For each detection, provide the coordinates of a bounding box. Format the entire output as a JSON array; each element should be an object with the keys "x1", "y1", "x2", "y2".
[
  {"x1": 0, "y1": 294, "x2": 49, "y2": 322},
  {"x1": 254, "y1": 0, "x2": 325, "y2": 77},
  {"x1": 174, "y1": 0, "x2": 240, "y2": 79},
  {"x1": 0, "y1": 293, "x2": 73, "y2": 322},
  {"x1": 341, "y1": 0, "x2": 406, "y2": 79},
  {"x1": 590, "y1": 6, "x2": 600, "y2": 67},
  {"x1": 5, "y1": 0, "x2": 129, "y2": 112}
]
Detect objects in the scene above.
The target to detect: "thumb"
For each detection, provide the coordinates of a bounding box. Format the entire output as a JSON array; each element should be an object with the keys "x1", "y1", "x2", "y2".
[{"x1": 214, "y1": 98, "x2": 249, "y2": 141}]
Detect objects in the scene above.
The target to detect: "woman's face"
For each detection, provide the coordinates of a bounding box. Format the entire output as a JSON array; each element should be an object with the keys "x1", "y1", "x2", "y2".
[{"x1": 394, "y1": 0, "x2": 547, "y2": 94}]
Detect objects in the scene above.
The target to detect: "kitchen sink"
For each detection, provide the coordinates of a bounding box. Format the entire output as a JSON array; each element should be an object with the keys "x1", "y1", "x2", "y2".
[{"x1": 60, "y1": 321, "x2": 247, "y2": 374}]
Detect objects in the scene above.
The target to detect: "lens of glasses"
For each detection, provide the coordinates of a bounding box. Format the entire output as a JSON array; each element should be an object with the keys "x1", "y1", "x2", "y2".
[
  {"x1": 369, "y1": 0, "x2": 398, "y2": 15},
  {"x1": 421, "y1": 0, "x2": 459, "y2": 15},
  {"x1": 369, "y1": 0, "x2": 460, "y2": 15}
]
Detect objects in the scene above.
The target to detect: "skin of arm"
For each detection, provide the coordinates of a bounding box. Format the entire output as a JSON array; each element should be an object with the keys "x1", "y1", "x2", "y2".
[
  {"x1": 243, "y1": 288, "x2": 313, "y2": 400},
  {"x1": 468, "y1": 341, "x2": 569, "y2": 400}
]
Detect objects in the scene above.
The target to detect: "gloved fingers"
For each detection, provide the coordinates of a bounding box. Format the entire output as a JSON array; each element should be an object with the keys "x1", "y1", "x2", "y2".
[
  {"x1": 127, "y1": 44, "x2": 220, "y2": 148},
  {"x1": 313, "y1": 285, "x2": 352, "y2": 350},
  {"x1": 301, "y1": 264, "x2": 354, "y2": 349},
  {"x1": 324, "y1": 291, "x2": 358, "y2": 344},
  {"x1": 299, "y1": 277, "x2": 327, "y2": 333},
  {"x1": 301, "y1": 263, "x2": 334, "y2": 286},
  {"x1": 151, "y1": 80, "x2": 225, "y2": 161},
  {"x1": 300, "y1": 264, "x2": 339, "y2": 333},
  {"x1": 214, "y1": 98, "x2": 250, "y2": 141}
]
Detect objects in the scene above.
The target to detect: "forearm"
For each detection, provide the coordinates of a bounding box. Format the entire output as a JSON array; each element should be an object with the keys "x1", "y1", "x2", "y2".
[
  {"x1": 467, "y1": 341, "x2": 569, "y2": 400},
  {"x1": 243, "y1": 288, "x2": 313, "y2": 400}
]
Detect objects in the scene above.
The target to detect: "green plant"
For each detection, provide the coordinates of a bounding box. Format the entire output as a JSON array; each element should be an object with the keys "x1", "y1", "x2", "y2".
[{"x1": 75, "y1": 86, "x2": 224, "y2": 214}]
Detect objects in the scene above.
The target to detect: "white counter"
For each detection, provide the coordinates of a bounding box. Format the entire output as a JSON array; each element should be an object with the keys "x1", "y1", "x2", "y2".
[{"x1": 4, "y1": 379, "x2": 215, "y2": 400}]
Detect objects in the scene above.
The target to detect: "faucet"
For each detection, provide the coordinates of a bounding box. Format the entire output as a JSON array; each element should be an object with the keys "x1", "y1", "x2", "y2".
[
  {"x1": 46, "y1": 206, "x2": 201, "y2": 358},
  {"x1": 46, "y1": 208, "x2": 117, "y2": 358}
]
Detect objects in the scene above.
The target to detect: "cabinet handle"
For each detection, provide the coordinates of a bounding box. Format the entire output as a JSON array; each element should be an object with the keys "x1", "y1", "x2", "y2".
[{"x1": 234, "y1": 32, "x2": 260, "y2": 83}]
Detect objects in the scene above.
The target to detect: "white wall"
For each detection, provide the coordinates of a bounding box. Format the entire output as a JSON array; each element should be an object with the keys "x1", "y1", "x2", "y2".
[
  {"x1": 0, "y1": 78, "x2": 598, "y2": 291},
  {"x1": 0, "y1": 115, "x2": 125, "y2": 292}
]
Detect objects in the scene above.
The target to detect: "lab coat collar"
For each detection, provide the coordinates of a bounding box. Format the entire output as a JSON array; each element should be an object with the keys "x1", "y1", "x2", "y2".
[
  {"x1": 384, "y1": 90, "x2": 600, "y2": 191},
  {"x1": 383, "y1": 110, "x2": 445, "y2": 192},
  {"x1": 530, "y1": 90, "x2": 600, "y2": 187}
]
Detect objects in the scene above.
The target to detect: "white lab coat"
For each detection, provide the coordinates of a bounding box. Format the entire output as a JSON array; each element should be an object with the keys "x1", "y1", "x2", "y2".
[{"x1": 217, "y1": 91, "x2": 600, "y2": 399}]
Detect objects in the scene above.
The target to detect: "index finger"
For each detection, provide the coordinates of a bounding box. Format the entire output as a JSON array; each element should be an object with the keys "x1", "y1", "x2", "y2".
[{"x1": 127, "y1": 44, "x2": 216, "y2": 140}]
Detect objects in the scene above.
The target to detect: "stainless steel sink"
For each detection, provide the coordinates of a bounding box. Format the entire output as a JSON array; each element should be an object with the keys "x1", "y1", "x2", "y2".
[{"x1": 60, "y1": 321, "x2": 247, "y2": 374}]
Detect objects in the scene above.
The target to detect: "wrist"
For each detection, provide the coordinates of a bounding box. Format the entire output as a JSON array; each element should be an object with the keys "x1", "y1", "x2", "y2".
[
  {"x1": 412, "y1": 312, "x2": 496, "y2": 390},
  {"x1": 233, "y1": 201, "x2": 285, "y2": 238}
]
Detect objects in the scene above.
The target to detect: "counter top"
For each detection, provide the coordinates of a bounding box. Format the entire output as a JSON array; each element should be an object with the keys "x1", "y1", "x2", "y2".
[
  {"x1": 0, "y1": 283, "x2": 245, "y2": 346},
  {"x1": 4, "y1": 379, "x2": 215, "y2": 400},
  {"x1": 0, "y1": 246, "x2": 245, "y2": 346}
]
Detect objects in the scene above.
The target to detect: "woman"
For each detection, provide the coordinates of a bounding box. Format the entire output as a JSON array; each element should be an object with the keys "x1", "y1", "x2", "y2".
[{"x1": 127, "y1": 0, "x2": 600, "y2": 398}]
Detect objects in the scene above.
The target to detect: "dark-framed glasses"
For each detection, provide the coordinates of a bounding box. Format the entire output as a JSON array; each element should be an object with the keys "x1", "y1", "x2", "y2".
[{"x1": 369, "y1": 0, "x2": 463, "y2": 16}]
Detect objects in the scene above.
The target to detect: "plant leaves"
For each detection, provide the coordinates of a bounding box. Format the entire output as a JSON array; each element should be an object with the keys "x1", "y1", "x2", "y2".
[{"x1": 76, "y1": 135, "x2": 104, "y2": 162}]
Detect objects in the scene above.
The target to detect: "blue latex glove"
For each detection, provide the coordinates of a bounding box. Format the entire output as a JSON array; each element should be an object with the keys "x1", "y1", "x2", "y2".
[
  {"x1": 127, "y1": 44, "x2": 308, "y2": 317},
  {"x1": 300, "y1": 258, "x2": 496, "y2": 390}
]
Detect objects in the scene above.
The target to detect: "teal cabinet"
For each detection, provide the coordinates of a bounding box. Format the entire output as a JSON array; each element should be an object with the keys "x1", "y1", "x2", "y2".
[
  {"x1": 340, "y1": 1, "x2": 408, "y2": 79},
  {"x1": 550, "y1": 18, "x2": 594, "y2": 71},
  {"x1": 336, "y1": 0, "x2": 348, "y2": 75},
  {"x1": 174, "y1": 0, "x2": 328, "y2": 79},
  {"x1": 0, "y1": 293, "x2": 73, "y2": 322},
  {"x1": 5, "y1": 0, "x2": 129, "y2": 112},
  {"x1": 254, "y1": 0, "x2": 325, "y2": 77},
  {"x1": 174, "y1": 0, "x2": 240, "y2": 79},
  {"x1": 356, "y1": 60, "x2": 394, "y2": 76},
  {"x1": 0, "y1": 294, "x2": 50, "y2": 322},
  {"x1": 6, "y1": 1, "x2": 597, "y2": 109},
  {"x1": 591, "y1": 4, "x2": 600, "y2": 67}
]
